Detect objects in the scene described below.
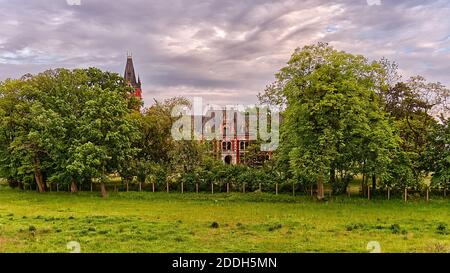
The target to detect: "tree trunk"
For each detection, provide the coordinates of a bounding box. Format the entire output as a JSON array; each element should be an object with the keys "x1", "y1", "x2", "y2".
[
  {"x1": 330, "y1": 168, "x2": 336, "y2": 194},
  {"x1": 361, "y1": 173, "x2": 366, "y2": 197},
  {"x1": 317, "y1": 175, "x2": 325, "y2": 200},
  {"x1": 372, "y1": 175, "x2": 376, "y2": 195},
  {"x1": 100, "y1": 183, "x2": 108, "y2": 198},
  {"x1": 70, "y1": 179, "x2": 78, "y2": 193},
  {"x1": 32, "y1": 157, "x2": 45, "y2": 193}
]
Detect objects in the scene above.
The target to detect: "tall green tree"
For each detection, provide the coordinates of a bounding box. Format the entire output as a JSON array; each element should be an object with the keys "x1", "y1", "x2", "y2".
[
  {"x1": 265, "y1": 43, "x2": 399, "y2": 199},
  {"x1": 0, "y1": 68, "x2": 139, "y2": 195}
]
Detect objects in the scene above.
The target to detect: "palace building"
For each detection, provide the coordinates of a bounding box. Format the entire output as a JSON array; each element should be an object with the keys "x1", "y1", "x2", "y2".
[
  {"x1": 123, "y1": 55, "x2": 268, "y2": 165},
  {"x1": 124, "y1": 54, "x2": 143, "y2": 100}
]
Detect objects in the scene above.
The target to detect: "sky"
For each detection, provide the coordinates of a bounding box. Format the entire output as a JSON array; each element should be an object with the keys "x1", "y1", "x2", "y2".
[{"x1": 0, "y1": 0, "x2": 450, "y2": 107}]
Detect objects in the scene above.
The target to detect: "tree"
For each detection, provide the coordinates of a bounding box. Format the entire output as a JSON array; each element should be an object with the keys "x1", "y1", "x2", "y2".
[
  {"x1": 426, "y1": 118, "x2": 450, "y2": 190},
  {"x1": 270, "y1": 43, "x2": 399, "y2": 199},
  {"x1": 0, "y1": 68, "x2": 140, "y2": 196}
]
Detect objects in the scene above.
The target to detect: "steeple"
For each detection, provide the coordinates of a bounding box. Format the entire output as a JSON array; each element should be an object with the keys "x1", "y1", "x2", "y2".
[
  {"x1": 124, "y1": 53, "x2": 142, "y2": 100},
  {"x1": 124, "y1": 53, "x2": 138, "y2": 89}
]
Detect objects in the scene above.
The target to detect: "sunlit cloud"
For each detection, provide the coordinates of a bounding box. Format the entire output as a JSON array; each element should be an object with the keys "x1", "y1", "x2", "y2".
[{"x1": 0, "y1": 0, "x2": 449, "y2": 107}]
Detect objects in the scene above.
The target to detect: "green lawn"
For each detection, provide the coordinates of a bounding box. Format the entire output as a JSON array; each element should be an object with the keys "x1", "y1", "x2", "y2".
[{"x1": 0, "y1": 187, "x2": 448, "y2": 253}]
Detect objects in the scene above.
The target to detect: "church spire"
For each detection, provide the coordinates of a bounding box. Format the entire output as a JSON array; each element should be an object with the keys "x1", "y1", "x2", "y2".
[
  {"x1": 124, "y1": 53, "x2": 142, "y2": 100},
  {"x1": 124, "y1": 54, "x2": 138, "y2": 88}
]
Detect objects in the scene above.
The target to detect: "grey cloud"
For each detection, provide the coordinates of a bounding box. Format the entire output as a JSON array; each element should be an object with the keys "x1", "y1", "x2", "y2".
[{"x1": 0, "y1": 0, "x2": 449, "y2": 106}]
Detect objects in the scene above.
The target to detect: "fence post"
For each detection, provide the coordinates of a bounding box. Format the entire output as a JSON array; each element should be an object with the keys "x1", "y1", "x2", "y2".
[
  {"x1": 259, "y1": 183, "x2": 262, "y2": 192},
  {"x1": 152, "y1": 183, "x2": 155, "y2": 193},
  {"x1": 426, "y1": 187, "x2": 429, "y2": 202},
  {"x1": 227, "y1": 183, "x2": 230, "y2": 194},
  {"x1": 404, "y1": 188, "x2": 408, "y2": 203},
  {"x1": 56, "y1": 183, "x2": 59, "y2": 192},
  {"x1": 166, "y1": 182, "x2": 169, "y2": 193},
  {"x1": 181, "y1": 182, "x2": 184, "y2": 194},
  {"x1": 387, "y1": 188, "x2": 390, "y2": 200},
  {"x1": 90, "y1": 182, "x2": 93, "y2": 192},
  {"x1": 276, "y1": 183, "x2": 279, "y2": 195},
  {"x1": 367, "y1": 186, "x2": 371, "y2": 201},
  {"x1": 139, "y1": 182, "x2": 142, "y2": 192},
  {"x1": 243, "y1": 183, "x2": 246, "y2": 194},
  {"x1": 211, "y1": 182, "x2": 214, "y2": 194},
  {"x1": 126, "y1": 182, "x2": 129, "y2": 192},
  {"x1": 196, "y1": 183, "x2": 199, "y2": 194},
  {"x1": 292, "y1": 183, "x2": 295, "y2": 196}
]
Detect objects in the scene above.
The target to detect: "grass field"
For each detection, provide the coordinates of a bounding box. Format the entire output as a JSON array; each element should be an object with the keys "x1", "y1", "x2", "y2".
[{"x1": 0, "y1": 187, "x2": 448, "y2": 253}]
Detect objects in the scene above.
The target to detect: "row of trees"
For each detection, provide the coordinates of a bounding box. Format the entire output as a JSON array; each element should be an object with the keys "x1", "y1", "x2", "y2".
[
  {"x1": 0, "y1": 69, "x2": 275, "y2": 196},
  {"x1": 0, "y1": 69, "x2": 142, "y2": 196},
  {"x1": 1, "y1": 43, "x2": 449, "y2": 199},
  {"x1": 260, "y1": 43, "x2": 450, "y2": 199}
]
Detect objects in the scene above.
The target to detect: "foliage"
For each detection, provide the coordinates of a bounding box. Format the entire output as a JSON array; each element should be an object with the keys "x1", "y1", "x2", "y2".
[
  {"x1": 267, "y1": 43, "x2": 399, "y2": 197},
  {"x1": 0, "y1": 68, "x2": 139, "y2": 194}
]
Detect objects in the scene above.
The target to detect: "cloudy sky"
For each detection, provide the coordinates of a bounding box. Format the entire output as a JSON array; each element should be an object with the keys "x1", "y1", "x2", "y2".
[{"x1": 0, "y1": 0, "x2": 449, "y2": 106}]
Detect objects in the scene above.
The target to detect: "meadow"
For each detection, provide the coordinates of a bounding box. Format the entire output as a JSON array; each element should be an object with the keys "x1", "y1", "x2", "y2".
[{"x1": 0, "y1": 187, "x2": 448, "y2": 253}]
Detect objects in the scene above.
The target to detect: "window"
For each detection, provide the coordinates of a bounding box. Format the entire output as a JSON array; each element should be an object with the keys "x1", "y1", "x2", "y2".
[
  {"x1": 240, "y1": 141, "x2": 249, "y2": 150},
  {"x1": 223, "y1": 142, "x2": 232, "y2": 151}
]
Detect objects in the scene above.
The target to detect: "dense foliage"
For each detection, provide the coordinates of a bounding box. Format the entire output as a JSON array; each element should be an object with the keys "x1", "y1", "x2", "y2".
[
  {"x1": 1, "y1": 43, "x2": 449, "y2": 197},
  {"x1": 260, "y1": 43, "x2": 449, "y2": 197}
]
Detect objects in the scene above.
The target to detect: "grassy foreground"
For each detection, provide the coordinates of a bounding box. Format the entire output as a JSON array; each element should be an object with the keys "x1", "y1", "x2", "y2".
[{"x1": 0, "y1": 187, "x2": 448, "y2": 253}]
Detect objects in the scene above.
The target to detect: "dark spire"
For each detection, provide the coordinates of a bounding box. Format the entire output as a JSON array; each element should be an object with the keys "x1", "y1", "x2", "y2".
[{"x1": 124, "y1": 54, "x2": 138, "y2": 88}]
